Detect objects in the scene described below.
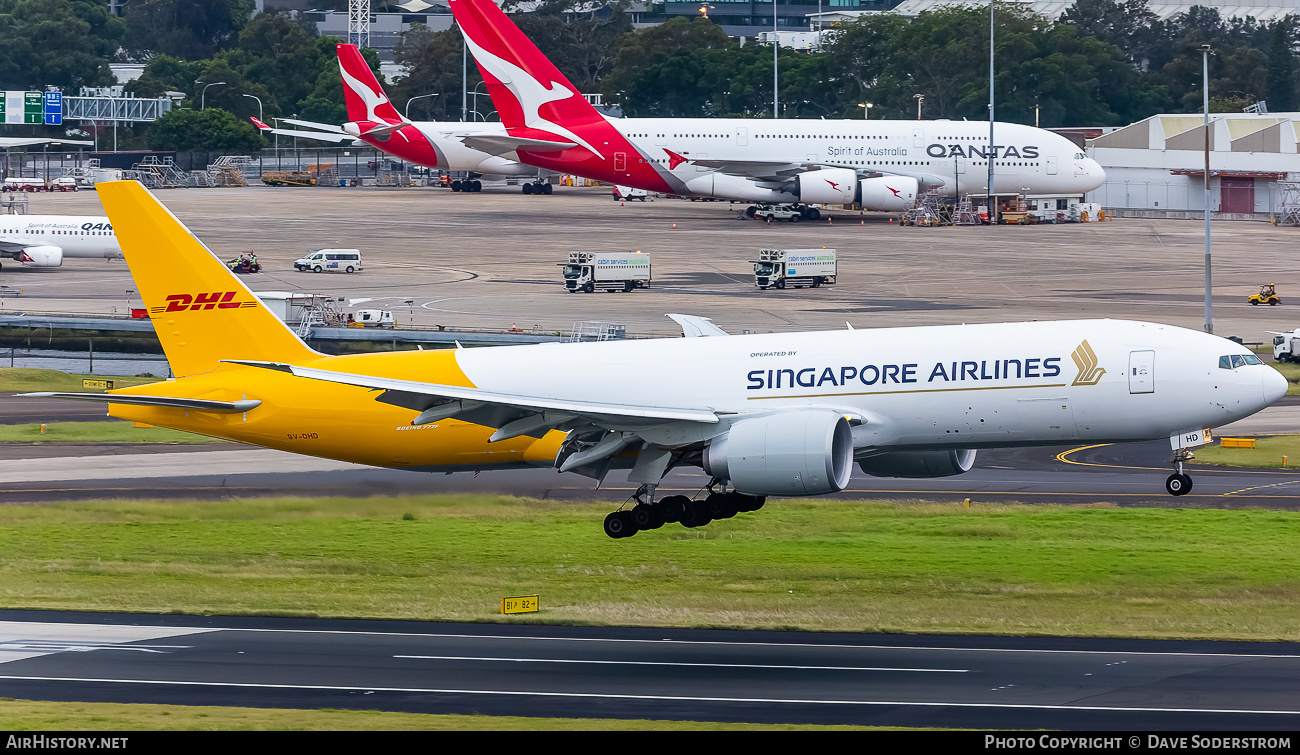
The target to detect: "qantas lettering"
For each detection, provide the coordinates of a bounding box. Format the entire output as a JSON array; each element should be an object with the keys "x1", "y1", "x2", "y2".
[
  {"x1": 80, "y1": 222, "x2": 113, "y2": 232},
  {"x1": 926, "y1": 143, "x2": 1040, "y2": 159},
  {"x1": 746, "y1": 357, "x2": 1062, "y2": 390}
]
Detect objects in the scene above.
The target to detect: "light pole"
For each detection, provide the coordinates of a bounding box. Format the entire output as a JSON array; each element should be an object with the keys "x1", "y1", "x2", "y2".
[
  {"x1": 405, "y1": 93, "x2": 439, "y2": 120},
  {"x1": 773, "y1": 0, "x2": 778, "y2": 119},
  {"x1": 988, "y1": 0, "x2": 996, "y2": 216},
  {"x1": 858, "y1": 102, "x2": 873, "y2": 119},
  {"x1": 199, "y1": 81, "x2": 226, "y2": 110},
  {"x1": 913, "y1": 94, "x2": 924, "y2": 120},
  {"x1": 1201, "y1": 43, "x2": 1213, "y2": 334},
  {"x1": 242, "y1": 93, "x2": 262, "y2": 121}
]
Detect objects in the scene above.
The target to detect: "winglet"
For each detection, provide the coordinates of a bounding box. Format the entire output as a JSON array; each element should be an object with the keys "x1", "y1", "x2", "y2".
[{"x1": 667, "y1": 314, "x2": 728, "y2": 338}]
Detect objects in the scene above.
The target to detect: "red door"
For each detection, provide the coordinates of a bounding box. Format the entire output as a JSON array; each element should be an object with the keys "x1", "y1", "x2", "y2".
[
  {"x1": 614, "y1": 152, "x2": 626, "y2": 172},
  {"x1": 1220, "y1": 178, "x2": 1254, "y2": 214}
]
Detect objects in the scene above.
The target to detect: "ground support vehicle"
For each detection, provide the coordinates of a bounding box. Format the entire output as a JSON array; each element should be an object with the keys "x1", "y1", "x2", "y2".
[
  {"x1": 295, "y1": 249, "x2": 362, "y2": 273},
  {"x1": 752, "y1": 248, "x2": 836, "y2": 290},
  {"x1": 261, "y1": 171, "x2": 318, "y2": 187},
  {"x1": 1271, "y1": 329, "x2": 1300, "y2": 361},
  {"x1": 1250, "y1": 284, "x2": 1281, "y2": 306},
  {"x1": 350, "y1": 309, "x2": 394, "y2": 328},
  {"x1": 226, "y1": 253, "x2": 261, "y2": 274},
  {"x1": 561, "y1": 251, "x2": 651, "y2": 293},
  {"x1": 613, "y1": 185, "x2": 647, "y2": 201},
  {"x1": 752, "y1": 205, "x2": 803, "y2": 223}
]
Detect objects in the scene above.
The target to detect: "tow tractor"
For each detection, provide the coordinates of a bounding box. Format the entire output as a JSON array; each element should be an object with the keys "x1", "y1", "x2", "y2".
[
  {"x1": 1249, "y1": 283, "x2": 1281, "y2": 306},
  {"x1": 226, "y1": 252, "x2": 261, "y2": 274}
]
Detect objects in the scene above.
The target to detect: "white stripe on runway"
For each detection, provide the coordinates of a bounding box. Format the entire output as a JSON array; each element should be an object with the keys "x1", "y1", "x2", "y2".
[
  {"x1": 392, "y1": 654, "x2": 968, "y2": 673},
  {"x1": 1, "y1": 674, "x2": 1297, "y2": 715}
]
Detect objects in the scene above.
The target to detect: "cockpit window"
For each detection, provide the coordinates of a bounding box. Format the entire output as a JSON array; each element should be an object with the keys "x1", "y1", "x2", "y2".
[
  {"x1": 1222, "y1": 354, "x2": 1263, "y2": 369},
  {"x1": 1074, "y1": 153, "x2": 1086, "y2": 159}
]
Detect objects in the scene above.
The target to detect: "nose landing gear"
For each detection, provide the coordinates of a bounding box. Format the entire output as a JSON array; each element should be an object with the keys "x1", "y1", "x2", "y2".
[
  {"x1": 1165, "y1": 448, "x2": 1195, "y2": 496},
  {"x1": 602, "y1": 482, "x2": 767, "y2": 538}
]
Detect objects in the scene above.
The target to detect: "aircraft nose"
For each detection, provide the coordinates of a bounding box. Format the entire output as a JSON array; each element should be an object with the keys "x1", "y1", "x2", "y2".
[
  {"x1": 1086, "y1": 158, "x2": 1106, "y2": 185},
  {"x1": 1263, "y1": 366, "x2": 1289, "y2": 405}
]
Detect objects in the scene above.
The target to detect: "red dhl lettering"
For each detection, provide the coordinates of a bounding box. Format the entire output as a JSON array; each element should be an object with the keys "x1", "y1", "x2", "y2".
[{"x1": 164, "y1": 292, "x2": 243, "y2": 311}]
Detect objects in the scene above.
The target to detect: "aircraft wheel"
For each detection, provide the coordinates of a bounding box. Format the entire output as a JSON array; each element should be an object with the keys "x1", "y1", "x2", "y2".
[
  {"x1": 543, "y1": 183, "x2": 553, "y2": 195},
  {"x1": 522, "y1": 183, "x2": 533, "y2": 195},
  {"x1": 745, "y1": 206, "x2": 756, "y2": 219},
  {"x1": 680, "y1": 500, "x2": 712, "y2": 528},
  {"x1": 736, "y1": 494, "x2": 765, "y2": 512},
  {"x1": 656, "y1": 495, "x2": 689, "y2": 523},
  {"x1": 472, "y1": 180, "x2": 483, "y2": 191},
  {"x1": 604, "y1": 511, "x2": 637, "y2": 538},
  {"x1": 809, "y1": 207, "x2": 821, "y2": 220},
  {"x1": 451, "y1": 180, "x2": 461, "y2": 192},
  {"x1": 631, "y1": 504, "x2": 663, "y2": 530},
  {"x1": 1165, "y1": 473, "x2": 1192, "y2": 496}
]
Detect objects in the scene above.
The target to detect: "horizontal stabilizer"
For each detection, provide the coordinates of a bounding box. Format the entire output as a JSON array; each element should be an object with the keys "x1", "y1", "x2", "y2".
[
  {"x1": 280, "y1": 118, "x2": 349, "y2": 134},
  {"x1": 458, "y1": 134, "x2": 576, "y2": 157},
  {"x1": 666, "y1": 314, "x2": 728, "y2": 337},
  {"x1": 20, "y1": 392, "x2": 261, "y2": 414},
  {"x1": 257, "y1": 126, "x2": 360, "y2": 144}
]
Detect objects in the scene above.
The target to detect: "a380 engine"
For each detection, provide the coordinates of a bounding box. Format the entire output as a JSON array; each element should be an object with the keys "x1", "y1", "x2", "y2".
[
  {"x1": 857, "y1": 449, "x2": 977, "y2": 478},
  {"x1": 796, "y1": 171, "x2": 920, "y2": 212},
  {"x1": 19, "y1": 246, "x2": 63, "y2": 267},
  {"x1": 702, "y1": 411, "x2": 854, "y2": 496}
]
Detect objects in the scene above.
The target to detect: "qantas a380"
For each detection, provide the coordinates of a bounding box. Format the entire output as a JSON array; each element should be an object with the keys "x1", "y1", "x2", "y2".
[
  {"x1": 447, "y1": 0, "x2": 1106, "y2": 215},
  {"x1": 23, "y1": 182, "x2": 1287, "y2": 539}
]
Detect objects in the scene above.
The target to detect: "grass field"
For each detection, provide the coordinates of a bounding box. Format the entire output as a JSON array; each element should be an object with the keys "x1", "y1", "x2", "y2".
[
  {"x1": 0, "y1": 368, "x2": 156, "y2": 393},
  {"x1": 3, "y1": 495, "x2": 1299, "y2": 641},
  {"x1": 0, "y1": 699, "x2": 868, "y2": 731},
  {"x1": 0, "y1": 421, "x2": 215, "y2": 444},
  {"x1": 1194, "y1": 435, "x2": 1300, "y2": 469}
]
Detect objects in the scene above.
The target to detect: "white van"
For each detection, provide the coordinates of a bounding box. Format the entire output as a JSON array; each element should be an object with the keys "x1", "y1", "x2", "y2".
[{"x1": 295, "y1": 249, "x2": 362, "y2": 273}]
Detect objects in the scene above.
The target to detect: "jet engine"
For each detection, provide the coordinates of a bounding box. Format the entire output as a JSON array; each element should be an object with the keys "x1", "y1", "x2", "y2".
[
  {"x1": 20, "y1": 246, "x2": 63, "y2": 267},
  {"x1": 796, "y1": 168, "x2": 857, "y2": 204},
  {"x1": 702, "y1": 411, "x2": 854, "y2": 496},
  {"x1": 857, "y1": 449, "x2": 976, "y2": 478},
  {"x1": 858, "y1": 176, "x2": 919, "y2": 212}
]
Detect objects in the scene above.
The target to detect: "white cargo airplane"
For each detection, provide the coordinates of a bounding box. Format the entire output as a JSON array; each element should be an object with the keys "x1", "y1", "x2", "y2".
[
  {"x1": 448, "y1": 0, "x2": 1107, "y2": 216},
  {"x1": 0, "y1": 214, "x2": 120, "y2": 269},
  {"x1": 24, "y1": 182, "x2": 1288, "y2": 540},
  {"x1": 248, "y1": 44, "x2": 554, "y2": 194}
]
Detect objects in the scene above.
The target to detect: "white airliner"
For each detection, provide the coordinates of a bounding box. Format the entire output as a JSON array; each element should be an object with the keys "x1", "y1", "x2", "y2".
[
  {"x1": 448, "y1": 0, "x2": 1107, "y2": 214},
  {"x1": 248, "y1": 44, "x2": 552, "y2": 194},
  {"x1": 0, "y1": 215, "x2": 120, "y2": 269},
  {"x1": 26, "y1": 182, "x2": 1288, "y2": 541}
]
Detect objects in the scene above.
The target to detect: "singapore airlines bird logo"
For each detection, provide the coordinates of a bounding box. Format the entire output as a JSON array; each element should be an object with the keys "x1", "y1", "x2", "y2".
[
  {"x1": 458, "y1": 29, "x2": 603, "y2": 159},
  {"x1": 1071, "y1": 340, "x2": 1106, "y2": 386}
]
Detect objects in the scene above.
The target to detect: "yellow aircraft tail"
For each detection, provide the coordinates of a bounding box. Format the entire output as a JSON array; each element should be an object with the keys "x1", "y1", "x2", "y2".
[{"x1": 97, "y1": 180, "x2": 319, "y2": 377}]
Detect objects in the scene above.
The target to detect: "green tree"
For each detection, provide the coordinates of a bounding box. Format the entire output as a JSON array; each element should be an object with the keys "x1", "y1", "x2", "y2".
[
  {"x1": 1265, "y1": 20, "x2": 1296, "y2": 112},
  {"x1": 393, "y1": 23, "x2": 478, "y2": 121},
  {"x1": 124, "y1": 0, "x2": 255, "y2": 60},
  {"x1": 0, "y1": 0, "x2": 123, "y2": 90},
  {"x1": 511, "y1": 1, "x2": 632, "y2": 93},
  {"x1": 147, "y1": 107, "x2": 265, "y2": 152}
]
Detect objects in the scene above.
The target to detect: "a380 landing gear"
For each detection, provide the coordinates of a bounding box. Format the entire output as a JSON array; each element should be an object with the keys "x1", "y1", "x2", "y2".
[
  {"x1": 603, "y1": 482, "x2": 766, "y2": 538},
  {"x1": 1165, "y1": 448, "x2": 1194, "y2": 496},
  {"x1": 522, "y1": 181, "x2": 553, "y2": 195}
]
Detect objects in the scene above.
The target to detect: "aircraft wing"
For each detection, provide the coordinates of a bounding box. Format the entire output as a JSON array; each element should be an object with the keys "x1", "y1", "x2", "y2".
[
  {"x1": 457, "y1": 134, "x2": 577, "y2": 157},
  {"x1": 687, "y1": 159, "x2": 807, "y2": 183},
  {"x1": 19, "y1": 392, "x2": 261, "y2": 413},
  {"x1": 225, "y1": 360, "x2": 720, "y2": 427},
  {"x1": 0, "y1": 239, "x2": 30, "y2": 254},
  {"x1": 667, "y1": 314, "x2": 728, "y2": 337}
]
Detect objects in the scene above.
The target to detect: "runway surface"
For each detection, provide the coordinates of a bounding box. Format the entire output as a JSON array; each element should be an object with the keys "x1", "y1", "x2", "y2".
[{"x1": 1, "y1": 610, "x2": 1297, "y2": 728}]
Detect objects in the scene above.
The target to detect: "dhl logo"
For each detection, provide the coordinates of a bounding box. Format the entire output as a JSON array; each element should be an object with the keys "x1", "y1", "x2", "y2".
[{"x1": 150, "y1": 292, "x2": 257, "y2": 313}]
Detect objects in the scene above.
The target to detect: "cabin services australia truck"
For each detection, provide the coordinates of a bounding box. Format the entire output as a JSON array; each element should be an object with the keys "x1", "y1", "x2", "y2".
[
  {"x1": 752, "y1": 248, "x2": 836, "y2": 290},
  {"x1": 561, "y1": 251, "x2": 652, "y2": 293}
]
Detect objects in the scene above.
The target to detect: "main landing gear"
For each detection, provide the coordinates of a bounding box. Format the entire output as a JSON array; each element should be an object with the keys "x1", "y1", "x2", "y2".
[
  {"x1": 743, "y1": 204, "x2": 820, "y2": 221},
  {"x1": 1165, "y1": 448, "x2": 1195, "y2": 496},
  {"x1": 451, "y1": 179, "x2": 482, "y2": 192},
  {"x1": 602, "y1": 481, "x2": 766, "y2": 539},
  {"x1": 522, "y1": 181, "x2": 553, "y2": 195}
]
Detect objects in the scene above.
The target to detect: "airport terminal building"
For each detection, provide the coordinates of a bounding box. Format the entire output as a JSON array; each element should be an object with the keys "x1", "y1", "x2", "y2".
[{"x1": 1082, "y1": 113, "x2": 1300, "y2": 220}]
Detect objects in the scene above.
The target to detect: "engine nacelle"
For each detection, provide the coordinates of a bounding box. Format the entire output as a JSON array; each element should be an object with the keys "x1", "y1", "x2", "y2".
[
  {"x1": 20, "y1": 245, "x2": 63, "y2": 268},
  {"x1": 796, "y1": 168, "x2": 857, "y2": 205},
  {"x1": 858, "y1": 449, "x2": 976, "y2": 478},
  {"x1": 858, "y1": 176, "x2": 919, "y2": 212},
  {"x1": 703, "y1": 411, "x2": 854, "y2": 496}
]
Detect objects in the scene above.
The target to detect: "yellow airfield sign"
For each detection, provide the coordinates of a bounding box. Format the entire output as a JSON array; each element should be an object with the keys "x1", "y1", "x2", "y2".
[{"x1": 501, "y1": 595, "x2": 539, "y2": 614}]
